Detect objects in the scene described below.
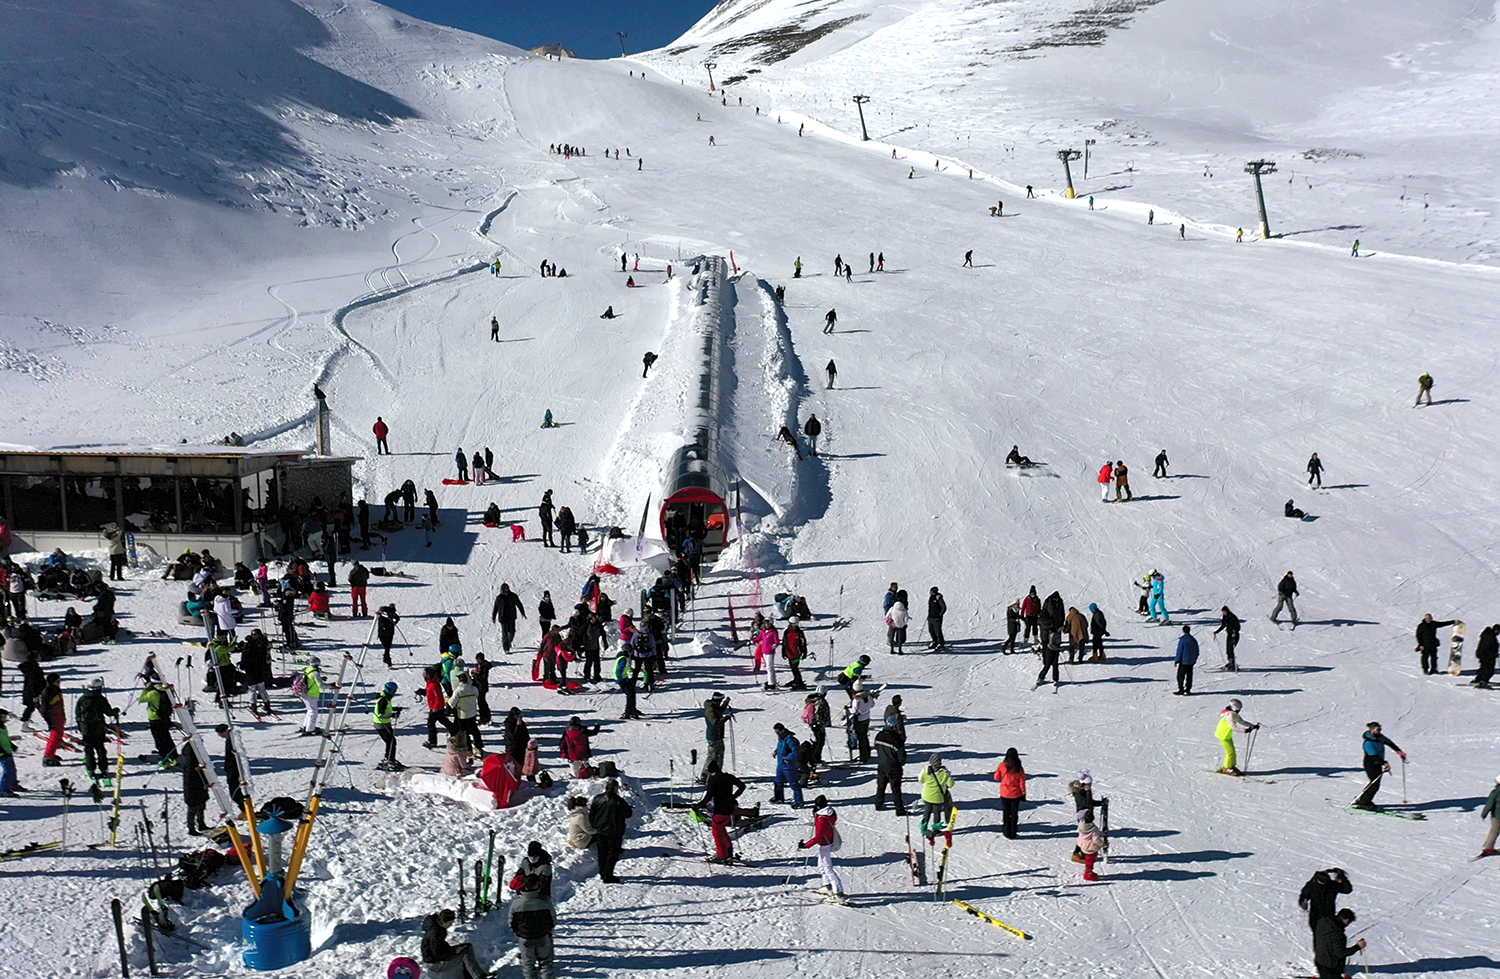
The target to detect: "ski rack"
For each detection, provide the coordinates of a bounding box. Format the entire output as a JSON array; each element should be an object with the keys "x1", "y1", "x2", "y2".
[
  {"x1": 165, "y1": 681, "x2": 261, "y2": 896},
  {"x1": 285, "y1": 615, "x2": 378, "y2": 898}
]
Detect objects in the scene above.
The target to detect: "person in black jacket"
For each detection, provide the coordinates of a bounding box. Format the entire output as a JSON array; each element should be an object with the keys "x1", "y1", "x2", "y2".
[
  {"x1": 803, "y1": 414, "x2": 823, "y2": 456},
  {"x1": 1473, "y1": 624, "x2": 1498, "y2": 688},
  {"x1": 75, "y1": 679, "x2": 120, "y2": 782},
  {"x1": 438, "y1": 617, "x2": 460, "y2": 654},
  {"x1": 537, "y1": 591, "x2": 555, "y2": 637},
  {"x1": 699, "y1": 762, "x2": 747, "y2": 862},
  {"x1": 472, "y1": 652, "x2": 492, "y2": 725},
  {"x1": 1313, "y1": 908, "x2": 1365, "y2": 979},
  {"x1": 1298, "y1": 867, "x2": 1352, "y2": 931},
  {"x1": 1271, "y1": 572, "x2": 1300, "y2": 628},
  {"x1": 1088, "y1": 603, "x2": 1109, "y2": 661},
  {"x1": 1003, "y1": 601, "x2": 1021, "y2": 654},
  {"x1": 1414, "y1": 613, "x2": 1455, "y2": 675},
  {"x1": 377, "y1": 605, "x2": 400, "y2": 667},
  {"x1": 873, "y1": 715, "x2": 908, "y2": 814},
  {"x1": 538, "y1": 490, "x2": 555, "y2": 548},
  {"x1": 587, "y1": 778, "x2": 634, "y2": 882},
  {"x1": 1035, "y1": 591, "x2": 1065, "y2": 688},
  {"x1": 926, "y1": 587, "x2": 947, "y2": 651},
  {"x1": 421, "y1": 908, "x2": 485, "y2": 979},
  {"x1": 239, "y1": 629, "x2": 274, "y2": 716},
  {"x1": 356, "y1": 498, "x2": 370, "y2": 547},
  {"x1": 507, "y1": 842, "x2": 555, "y2": 979},
  {"x1": 491, "y1": 584, "x2": 526, "y2": 653},
  {"x1": 216, "y1": 724, "x2": 244, "y2": 806},
  {"x1": 18, "y1": 650, "x2": 46, "y2": 728},
  {"x1": 181, "y1": 742, "x2": 210, "y2": 836},
  {"x1": 1214, "y1": 606, "x2": 1241, "y2": 671}
]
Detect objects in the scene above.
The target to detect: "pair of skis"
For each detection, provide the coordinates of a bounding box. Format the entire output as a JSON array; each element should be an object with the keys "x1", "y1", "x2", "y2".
[
  {"x1": 470, "y1": 830, "x2": 504, "y2": 915},
  {"x1": 932, "y1": 805, "x2": 957, "y2": 899}
]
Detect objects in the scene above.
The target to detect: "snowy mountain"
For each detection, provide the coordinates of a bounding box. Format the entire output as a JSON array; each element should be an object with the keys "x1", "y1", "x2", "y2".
[
  {"x1": 643, "y1": 0, "x2": 1500, "y2": 265},
  {"x1": 2, "y1": 2, "x2": 1500, "y2": 978}
]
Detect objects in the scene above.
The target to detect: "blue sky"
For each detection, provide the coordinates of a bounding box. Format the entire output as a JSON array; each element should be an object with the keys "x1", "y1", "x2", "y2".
[{"x1": 380, "y1": 1, "x2": 712, "y2": 60}]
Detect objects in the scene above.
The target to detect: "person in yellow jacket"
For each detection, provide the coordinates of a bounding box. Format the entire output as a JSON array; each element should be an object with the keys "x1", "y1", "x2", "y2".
[
  {"x1": 138, "y1": 681, "x2": 178, "y2": 767},
  {"x1": 918, "y1": 752, "x2": 955, "y2": 840},
  {"x1": 1216, "y1": 698, "x2": 1259, "y2": 775},
  {"x1": 448, "y1": 670, "x2": 484, "y2": 753},
  {"x1": 296, "y1": 657, "x2": 324, "y2": 736}
]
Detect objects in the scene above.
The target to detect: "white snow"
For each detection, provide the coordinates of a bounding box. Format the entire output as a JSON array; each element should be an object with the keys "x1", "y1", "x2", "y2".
[{"x1": 2, "y1": 1, "x2": 1499, "y2": 977}]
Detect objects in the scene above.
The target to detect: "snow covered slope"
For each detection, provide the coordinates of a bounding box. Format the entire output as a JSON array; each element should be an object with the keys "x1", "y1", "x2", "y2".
[
  {"x1": 642, "y1": 0, "x2": 1500, "y2": 265},
  {"x1": 2, "y1": 2, "x2": 1500, "y2": 978}
]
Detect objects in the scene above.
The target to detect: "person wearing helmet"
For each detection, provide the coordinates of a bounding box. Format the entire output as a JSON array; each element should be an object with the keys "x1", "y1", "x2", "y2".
[
  {"x1": 839, "y1": 655, "x2": 871, "y2": 697},
  {"x1": 917, "y1": 753, "x2": 954, "y2": 841},
  {"x1": 1216, "y1": 698, "x2": 1259, "y2": 775},
  {"x1": 1479, "y1": 773, "x2": 1500, "y2": 857},
  {"x1": 374, "y1": 681, "x2": 404, "y2": 770},
  {"x1": 75, "y1": 677, "x2": 120, "y2": 784},
  {"x1": 298, "y1": 657, "x2": 324, "y2": 735},
  {"x1": 783, "y1": 617, "x2": 809, "y2": 690}
]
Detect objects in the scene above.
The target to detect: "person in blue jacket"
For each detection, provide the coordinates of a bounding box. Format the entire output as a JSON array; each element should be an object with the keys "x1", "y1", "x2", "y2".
[
  {"x1": 771, "y1": 723, "x2": 804, "y2": 806},
  {"x1": 1148, "y1": 571, "x2": 1169, "y2": 623},
  {"x1": 1174, "y1": 624, "x2": 1199, "y2": 695},
  {"x1": 1354, "y1": 722, "x2": 1406, "y2": 811}
]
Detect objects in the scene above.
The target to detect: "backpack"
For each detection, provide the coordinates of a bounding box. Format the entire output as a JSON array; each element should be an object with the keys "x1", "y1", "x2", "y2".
[
  {"x1": 802, "y1": 702, "x2": 817, "y2": 726},
  {"x1": 830, "y1": 825, "x2": 843, "y2": 853},
  {"x1": 291, "y1": 672, "x2": 308, "y2": 696}
]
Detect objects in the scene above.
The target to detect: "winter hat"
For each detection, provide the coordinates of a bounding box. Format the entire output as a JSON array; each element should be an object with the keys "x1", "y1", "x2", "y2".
[
  {"x1": 88, "y1": 678, "x2": 104, "y2": 690},
  {"x1": 711, "y1": 692, "x2": 723, "y2": 700},
  {"x1": 527, "y1": 840, "x2": 545, "y2": 859},
  {"x1": 1088, "y1": 603, "x2": 1097, "y2": 613},
  {"x1": 1228, "y1": 699, "x2": 1243, "y2": 711},
  {"x1": 788, "y1": 617, "x2": 799, "y2": 627},
  {"x1": 929, "y1": 753, "x2": 945, "y2": 769},
  {"x1": 891, "y1": 695, "x2": 902, "y2": 706},
  {"x1": 852, "y1": 680, "x2": 866, "y2": 693},
  {"x1": 1494, "y1": 773, "x2": 1500, "y2": 784},
  {"x1": 1078, "y1": 771, "x2": 1093, "y2": 785},
  {"x1": 813, "y1": 795, "x2": 828, "y2": 809}
]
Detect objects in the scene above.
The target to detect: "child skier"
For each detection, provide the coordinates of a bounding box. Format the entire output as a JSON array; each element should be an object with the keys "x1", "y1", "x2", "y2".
[
  {"x1": 1216, "y1": 698, "x2": 1259, "y2": 775},
  {"x1": 797, "y1": 795, "x2": 846, "y2": 903},
  {"x1": 1077, "y1": 813, "x2": 1105, "y2": 881}
]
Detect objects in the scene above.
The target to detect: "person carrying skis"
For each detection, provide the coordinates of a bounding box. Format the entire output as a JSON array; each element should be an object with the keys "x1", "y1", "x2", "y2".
[
  {"x1": 873, "y1": 715, "x2": 908, "y2": 814},
  {"x1": 1414, "y1": 613, "x2": 1455, "y2": 675},
  {"x1": 1272, "y1": 572, "x2": 1300, "y2": 628},
  {"x1": 1298, "y1": 867, "x2": 1353, "y2": 931},
  {"x1": 1097, "y1": 461, "x2": 1114, "y2": 502},
  {"x1": 702, "y1": 693, "x2": 732, "y2": 778},
  {"x1": 1306, "y1": 452, "x2": 1324, "y2": 488},
  {"x1": 1153, "y1": 449, "x2": 1170, "y2": 477},
  {"x1": 771, "y1": 723, "x2": 804, "y2": 806},
  {"x1": 926, "y1": 587, "x2": 947, "y2": 651},
  {"x1": 917, "y1": 753, "x2": 954, "y2": 840},
  {"x1": 700, "y1": 761, "x2": 747, "y2": 863},
  {"x1": 1354, "y1": 721, "x2": 1406, "y2": 810},
  {"x1": 824, "y1": 309, "x2": 837, "y2": 334},
  {"x1": 1215, "y1": 606, "x2": 1242, "y2": 670},
  {"x1": 1314, "y1": 908, "x2": 1366, "y2": 979},
  {"x1": 1479, "y1": 773, "x2": 1500, "y2": 857},
  {"x1": 76, "y1": 677, "x2": 120, "y2": 783},
  {"x1": 374, "y1": 681, "x2": 403, "y2": 770},
  {"x1": 1216, "y1": 698, "x2": 1259, "y2": 774},
  {"x1": 1473, "y1": 623, "x2": 1498, "y2": 688},
  {"x1": 783, "y1": 618, "x2": 809, "y2": 690},
  {"x1": 994, "y1": 747, "x2": 1027, "y2": 839},
  {"x1": 1415, "y1": 372, "x2": 1434, "y2": 406},
  {"x1": 798, "y1": 794, "x2": 847, "y2": 902},
  {"x1": 1088, "y1": 603, "x2": 1109, "y2": 661},
  {"x1": 1174, "y1": 625, "x2": 1199, "y2": 695}
]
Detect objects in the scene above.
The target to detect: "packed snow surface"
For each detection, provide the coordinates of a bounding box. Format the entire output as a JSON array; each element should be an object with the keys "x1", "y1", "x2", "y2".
[{"x1": 1, "y1": 1, "x2": 1498, "y2": 977}]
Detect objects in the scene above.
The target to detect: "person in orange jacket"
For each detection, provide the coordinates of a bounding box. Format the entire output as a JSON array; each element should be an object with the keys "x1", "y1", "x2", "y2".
[{"x1": 994, "y1": 747, "x2": 1027, "y2": 839}]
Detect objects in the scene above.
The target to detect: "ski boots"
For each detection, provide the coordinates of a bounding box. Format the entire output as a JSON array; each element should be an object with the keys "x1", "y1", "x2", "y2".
[
  {"x1": 1083, "y1": 871, "x2": 1100, "y2": 882},
  {"x1": 1219, "y1": 767, "x2": 1242, "y2": 776}
]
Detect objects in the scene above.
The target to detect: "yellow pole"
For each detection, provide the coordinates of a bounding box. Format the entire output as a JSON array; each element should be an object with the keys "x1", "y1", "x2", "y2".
[
  {"x1": 225, "y1": 823, "x2": 261, "y2": 898},
  {"x1": 284, "y1": 795, "x2": 322, "y2": 896},
  {"x1": 243, "y1": 797, "x2": 266, "y2": 880}
]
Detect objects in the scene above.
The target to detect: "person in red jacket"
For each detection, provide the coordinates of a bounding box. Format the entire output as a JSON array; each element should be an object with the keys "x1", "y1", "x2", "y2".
[
  {"x1": 1097, "y1": 461, "x2": 1114, "y2": 502},
  {"x1": 797, "y1": 795, "x2": 846, "y2": 902},
  {"x1": 994, "y1": 747, "x2": 1027, "y2": 839},
  {"x1": 307, "y1": 582, "x2": 331, "y2": 619},
  {"x1": 372, "y1": 416, "x2": 390, "y2": 454},
  {"x1": 422, "y1": 666, "x2": 453, "y2": 748},
  {"x1": 559, "y1": 716, "x2": 601, "y2": 777}
]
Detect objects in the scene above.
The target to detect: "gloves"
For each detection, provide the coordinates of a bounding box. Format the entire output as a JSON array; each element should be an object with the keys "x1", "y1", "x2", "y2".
[
  {"x1": 797, "y1": 841, "x2": 810, "y2": 849},
  {"x1": 1251, "y1": 724, "x2": 1261, "y2": 731}
]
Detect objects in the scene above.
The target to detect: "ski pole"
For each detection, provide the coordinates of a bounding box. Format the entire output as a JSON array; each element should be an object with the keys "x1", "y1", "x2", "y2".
[
  {"x1": 1362, "y1": 946, "x2": 1370, "y2": 975},
  {"x1": 1243, "y1": 728, "x2": 1258, "y2": 776},
  {"x1": 1401, "y1": 758, "x2": 1407, "y2": 804}
]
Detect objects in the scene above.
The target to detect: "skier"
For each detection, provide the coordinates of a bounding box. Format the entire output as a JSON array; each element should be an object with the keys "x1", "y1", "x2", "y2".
[
  {"x1": 1306, "y1": 452, "x2": 1324, "y2": 488},
  {"x1": 917, "y1": 753, "x2": 954, "y2": 840},
  {"x1": 1088, "y1": 603, "x2": 1109, "y2": 661},
  {"x1": 1173, "y1": 625, "x2": 1200, "y2": 695},
  {"x1": 374, "y1": 681, "x2": 403, "y2": 770},
  {"x1": 1076, "y1": 813, "x2": 1105, "y2": 882},
  {"x1": 424, "y1": 906, "x2": 488, "y2": 979},
  {"x1": 794, "y1": 257, "x2": 802, "y2": 278},
  {"x1": 1214, "y1": 606, "x2": 1241, "y2": 671},
  {"x1": 873, "y1": 715, "x2": 907, "y2": 813},
  {"x1": 963, "y1": 249, "x2": 973, "y2": 267},
  {"x1": 825, "y1": 360, "x2": 837, "y2": 389},
  {"x1": 296, "y1": 658, "x2": 324, "y2": 735},
  {"x1": 138, "y1": 680, "x2": 178, "y2": 766},
  {"x1": 1216, "y1": 698, "x2": 1259, "y2": 774},
  {"x1": 926, "y1": 586, "x2": 947, "y2": 650},
  {"x1": 797, "y1": 795, "x2": 847, "y2": 902},
  {"x1": 538, "y1": 491, "x2": 555, "y2": 548},
  {"x1": 376, "y1": 604, "x2": 400, "y2": 667},
  {"x1": 803, "y1": 414, "x2": 822, "y2": 456},
  {"x1": 702, "y1": 693, "x2": 732, "y2": 777},
  {"x1": 1114, "y1": 459, "x2": 1132, "y2": 501},
  {"x1": 1148, "y1": 570, "x2": 1168, "y2": 623},
  {"x1": 994, "y1": 747, "x2": 1027, "y2": 839},
  {"x1": 1271, "y1": 571, "x2": 1300, "y2": 628},
  {"x1": 1479, "y1": 774, "x2": 1500, "y2": 856},
  {"x1": 1354, "y1": 721, "x2": 1406, "y2": 811},
  {"x1": 1299, "y1": 867, "x2": 1353, "y2": 931},
  {"x1": 454, "y1": 449, "x2": 468, "y2": 483},
  {"x1": 1473, "y1": 624, "x2": 1497, "y2": 688},
  {"x1": 1415, "y1": 371, "x2": 1434, "y2": 407},
  {"x1": 783, "y1": 618, "x2": 809, "y2": 690},
  {"x1": 492, "y1": 584, "x2": 526, "y2": 654},
  {"x1": 885, "y1": 599, "x2": 908, "y2": 655},
  {"x1": 1021, "y1": 586, "x2": 1040, "y2": 643},
  {"x1": 777, "y1": 425, "x2": 804, "y2": 460},
  {"x1": 823, "y1": 308, "x2": 837, "y2": 334},
  {"x1": 1097, "y1": 460, "x2": 1114, "y2": 502},
  {"x1": 772, "y1": 723, "x2": 805, "y2": 806},
  {"x1": 1314, "y1": 909, "x2": 1366, "y2": 979},
  {"x1": 642, "y1": 351, "x2": 658, "y2": 377},
  {"x1": 1350, "y1": 239, "x2": 1360, "y2": 257},
  {"x1": 700, "y1": 761, "x2": 747, "y2": 863},
  {"x1": 1153, "y1": 449, "x2": 1169, "y2": 477},
  {"x1": 1414, "y1": 613, "x2": 1455, "y2": 675},
  {"x1": 373, "y1": 417, "x2": 390, "y2": 454},
  {"x1": 76, "y1": 678, "x2": 120, "y2": 784}
]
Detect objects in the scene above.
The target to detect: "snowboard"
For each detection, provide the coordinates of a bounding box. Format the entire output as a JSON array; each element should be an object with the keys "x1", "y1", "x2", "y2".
[{"x1": 1449, "y1": 620, "x2": 1466, "y2": 675}]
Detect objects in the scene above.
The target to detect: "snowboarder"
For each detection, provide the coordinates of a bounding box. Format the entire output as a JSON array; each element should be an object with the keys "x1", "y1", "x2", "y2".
[
  {"x1": 642, "y1": 351, "x2": 658, "y2": 377},
  {"x1": 917, "y1": 753, "x2": 954, "y2": 839},
  {"x1": 771, "y1": 723, "x2": 804, "y2": 806},
  {"x1": 1153, "y1": 449, "x2": 1169, "y2": 477},
  {"x1": 1097, "y1": 461, "x2": 1114, "y2": 502},
  {"x1": 373, "y1": 417, "x2": 390, "y2": 454},
  {"x1": 1088, "y1": 603, "x2": 1108, "y2": 661},
  {"x1": 873, "y1": 715, "x2": 907, "y2": 814},
  {"x1": 1354, "y1": 721, "x2": 1406, "y2": 810},
  {"x1": 1306, "y1": 452, "x2": 1324, "y2": 488},
  {"x1": 490, "y1": 316, "x2": 500, "y2": 340},
  {"x1": 823, "y1": 308, "x2": 836, "y2": 334},
  {"x1": 1271, "y1": 572, "x2": 1300, "y2": 628},
  {"x1": 1314, "y1": 909, "x2": 1366, "y2": 979},
  {"x1": 1473, "y1": 624, "x2": 1497, "y2": 688},
  {"x1": 1414, "y1": 613, "x2": 1456, "y2": 675},
  {"x1": 777, "y1": 425, "x2": 803, "y2": 460},
  {"x1": 1114, "y1": 459, "x2": 1132, "y2": 501},
  {"x1": 1214, "y1": 606, "x2": 1241, "y2": 670},
  {"x1": 1005, "y1": 446, "x2": 1033, "y2": 467},
  {"x1": 798, "y1": 795, "x2": 846, "y2": 902},
  {"x1": 926, "y1": 587, "x2": 947, "y2": 651},
  {"x1": 1216, "y1": 698, "x2": 1258, "y2": 774},
  {"x1": 803, "y1": 414, "x2": 822, "y2": 456},
  {"x1": 962, "y1": 249, "x2": 973, "y2": 267},
  {"x1": 454, "y1": 449, "x2": 468, "y2": 483},
  {"x1": 1174, "y1": 625, "x2": 1199, "y2": 695},
  {"x1": 1285, "y1": 499, "x2": 1306, "y2": 519},
  {"x1": 1480, "y1": 774, "x2": 1500, "y2": 856},
  {"x1": 1415, "y1": 371, "x2": 1433, "y2": 407},
  {"x1": 994, "y1": 748, "x2": 1027, "y2": 839},
  {"x1": 825, "y1": 360, "x2": 837, "y2": 389}
]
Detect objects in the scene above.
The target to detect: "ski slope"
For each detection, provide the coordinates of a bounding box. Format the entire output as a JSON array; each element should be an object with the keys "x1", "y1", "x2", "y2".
[{"x1": 2, "y1": 2, "x2": 1499, "y2": 977}]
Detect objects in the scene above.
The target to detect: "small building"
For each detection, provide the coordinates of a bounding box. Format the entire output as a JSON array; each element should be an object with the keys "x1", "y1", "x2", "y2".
[
  {"x1": 0, "y1": 446, "x2": 355, "y2": 566},
  {"x1": 529, "y1": 43, "x2": 577, "y2": 59}
]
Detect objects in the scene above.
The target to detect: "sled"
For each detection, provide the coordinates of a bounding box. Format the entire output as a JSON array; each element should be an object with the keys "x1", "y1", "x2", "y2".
[
  {"x1": 541, "y1": 679, "x2": 583, "y2": 692},
  {"x1": 441, "y1": 479, "x2": 470, "y2": 486}
]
